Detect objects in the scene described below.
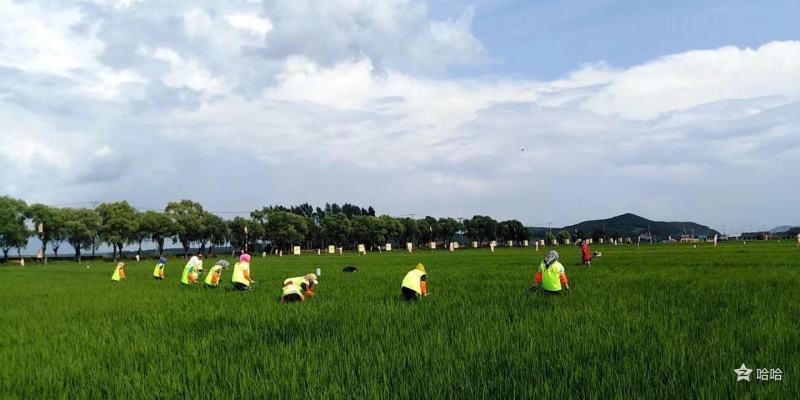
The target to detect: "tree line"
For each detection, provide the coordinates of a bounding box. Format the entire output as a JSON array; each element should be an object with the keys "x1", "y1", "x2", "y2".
[{"x1": 0, "y1": 196, "x2": 531, "y2": 263}]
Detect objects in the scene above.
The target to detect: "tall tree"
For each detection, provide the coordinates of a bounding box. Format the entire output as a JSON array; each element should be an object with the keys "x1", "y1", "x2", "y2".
[
  {"x1": 437, "y1": 217, "x2": 461, "y2": 244},
  {"x1": 165, "y1": 200, "x2": 205, "y2": 258},
  {"x1": 265, "y1": 210, "x2": 309, "y2": 250},
  {"x1": 48, "y1": 208, "x2": 68, "y2": 257},
  {"x1": 63, "y1": 208, "x2": 101, "y2": 263},
  {"x1": 499, "y1": 220, "x2": 529, "y2": 244},
  {"x1": 358, "y1": 216, "x2": 387, "y2": 249},
  {"x1": 96, "y1": 201, "x2": 139, "y2": 262},
  {"x1": 205, "y1": 213, "x2": 229, "y2": 256},
  {"x1": 321, "y1": 213, "x2": 352, "y2": 247},
  {"x1": 27, "y1": 203, "x2": 61, "y2": 264},
  {"x1": 132, "y1": 211, "x2": 148, "y2": 257},
  {"x1": 469, "y1": 215, "x2": 498, "y2": 245},
  {"x1": 463, "y1": 217, "x2": 479, "y2": 243},
  {"x1": 140, "y1": 210, "x2": 176, "y2": 257},
  {"x1": 349, "y1": 215, "x2": 373, "y2": 247},
  {"x1": 379, "y1": 215, "x2": 405, "y2": 246},
  {"x1": 228, "y1": 217, "x2": 263, "y2": 254},
  {"x1": 417, "y1": 216, "x2": 440, "y2": 243},
  {"x1": 399, "y1": 218, "x2": 420, "y2": 245},
  {"x1": 557, "y1": 230, "x2": 571, "y2": 244},
  {"x1": 0, "y1": 196, "x2": 28, "y2": 261}
]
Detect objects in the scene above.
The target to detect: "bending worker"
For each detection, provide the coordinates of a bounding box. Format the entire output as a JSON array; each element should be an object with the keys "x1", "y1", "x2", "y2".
[
  {"x1": 232, "y1": 254, "x2": 254, "y2": 291},
  {"x1": 111, "y1": 262, "x2": 126, "y2": 282},
  {"x1": 401, "y1": 263, "x2": 429, "y2": 300},
  {"x1": 153, "y1": 256, "x2": 167, "y2": 280},
  {"x1": 181, "y1": 255, "x2": 201, "y2": 285},
  {"x1": 532, "y1": 251, "x2": 570, "y2": 293},
  {"x1": 280, "y1": 273, "x2": 319, "y2": 303},
  {"x1": 204, "y1": 260, "x2": 230, "y2": 288}
]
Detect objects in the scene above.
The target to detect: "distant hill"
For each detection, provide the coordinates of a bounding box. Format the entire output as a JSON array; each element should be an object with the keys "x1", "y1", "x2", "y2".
[
  {"x1": 770, "y1": 225, "x2": 796, "y2": 233},
  {"x1": 527, "y1": 227, "x2": 550, "y2": 237},
  {"x1": 528, "y1": 213, "x2": 719, "y2": 240}
]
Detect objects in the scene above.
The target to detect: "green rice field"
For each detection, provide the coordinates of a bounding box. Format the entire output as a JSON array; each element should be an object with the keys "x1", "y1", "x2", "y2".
[{"x1": 1, "y1": 241, "x2": 798, "y2": 398}]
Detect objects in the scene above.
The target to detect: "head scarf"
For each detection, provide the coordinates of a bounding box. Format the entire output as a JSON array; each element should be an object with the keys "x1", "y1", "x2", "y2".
[
  {"x1": 216, "y1": 260, "x2": 230, "y2": 269},
  {"x1": 159, "y1": 256, "x2": 167, "y2": 264},
  {"x1": 240, "y1": 253, "x2": 251, "y2": 263},
  {"x1": 544, "y1": 251, "x2": 559, "y2": 268},
  {"x1": 305, "y1": 273, "x2": 319, "y2": 285}
]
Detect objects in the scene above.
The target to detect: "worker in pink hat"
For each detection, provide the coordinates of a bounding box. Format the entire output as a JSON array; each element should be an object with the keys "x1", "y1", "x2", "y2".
[{"x1": 231, "y1": 253, "x2": 255, "y2": 291}]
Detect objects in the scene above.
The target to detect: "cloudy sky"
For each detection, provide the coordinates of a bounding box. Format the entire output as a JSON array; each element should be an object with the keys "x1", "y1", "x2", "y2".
[{"x1": 1, "y1": 0, "x2": 798, "y2": 233}]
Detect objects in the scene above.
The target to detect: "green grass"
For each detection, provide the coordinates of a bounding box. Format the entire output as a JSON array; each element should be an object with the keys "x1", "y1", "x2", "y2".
[{"x1": 1, "y1": 242, "x2": 798, "y2": 399}]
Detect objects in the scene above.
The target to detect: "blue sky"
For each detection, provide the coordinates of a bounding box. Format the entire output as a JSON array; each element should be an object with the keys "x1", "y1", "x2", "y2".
[
  {"x1": 434, "y1": 0, "x2": 800, "y2": 79},
  {"x1": 0, "y1": 0, "x2": 798, "y2": 237}
]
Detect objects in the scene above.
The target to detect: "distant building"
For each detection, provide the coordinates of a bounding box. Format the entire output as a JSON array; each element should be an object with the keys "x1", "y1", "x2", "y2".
[
  {"x1": 679, "y1": 234, "x2": 699, "y2": 243},
  {"x1": 740, "y1": 232, "x2": 770, "y2": 241}
]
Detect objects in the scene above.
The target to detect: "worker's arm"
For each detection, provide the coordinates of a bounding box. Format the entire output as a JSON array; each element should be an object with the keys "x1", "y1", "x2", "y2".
[
  {"x1": 532, "y1": 271, "x2": 542, "y2": 287},
  {"x1": 305, "y1": 285, "x2": 315, "y2": 297},
  {"x1": 559, "y1": 273, "x2": 569, "y2": 290},
  {"x1": 420, "y1": 279, "x2": 429, "y2": 296},
  {"x1": 244, "y1": 270, "x2": 252, "y2": 283}
]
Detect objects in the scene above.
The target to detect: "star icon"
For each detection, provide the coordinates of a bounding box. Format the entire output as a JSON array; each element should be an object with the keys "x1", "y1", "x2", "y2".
[{"x1": 734, "y1": 364, "x2": 753, "y2": 382}]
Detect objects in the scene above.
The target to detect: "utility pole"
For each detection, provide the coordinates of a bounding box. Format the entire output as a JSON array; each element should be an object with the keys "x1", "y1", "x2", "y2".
[{"x1": 458, "y1": 217, "x2": 464, "y2": 247}]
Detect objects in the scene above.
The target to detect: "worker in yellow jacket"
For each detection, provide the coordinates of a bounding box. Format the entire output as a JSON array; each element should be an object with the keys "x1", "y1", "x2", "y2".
[
  {"x1": 204, "y1": 260, "x2": 230, "y2": 288},
  {"x1": 531, "y1": 251, "x2": 570, "y2": 293},
  {"x1": 152, "y1": 257, "x2": 167, "y2": 280},
  {"x1": 111, "y1": 262, "x2": 126, "y2": 282},
  {"x1": 231, "y1": 253, "x2": 254, "y2": 291},
  {"x1": 280, "y1": 273, "x2": 319, "y2": 303},
  {"x1": 401, "y1": 263, "x2": 429, "y2": 300},
  {"x1": 181, "y1": 255, "x2": 201, "y2": 285}
]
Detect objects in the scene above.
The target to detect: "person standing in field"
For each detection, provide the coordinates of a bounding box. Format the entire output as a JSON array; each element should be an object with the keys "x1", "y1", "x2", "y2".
[
  {"x1": 111, "y1": 262, "x2": 126, "y2": 282},
  {"x1": 231, "y1": 253, "x2": 254, "y2": 291},
  {"x1": 280, "y1": 273, "x2": 319, "y2": 303},
  {"x1": 181, "y1": 255, "x2": 201, "y2": 285},
  {"x1": 401, "y1": 263, "x2": 429, "y2": 300},
  {"x1": 580, "y1": 239, "x2": 593, "y2": 267},
  {"x1": 204, "y1": 260, "x2": 230, "y2": 288},
  {"x1": 153, "y1": 256, "x2": 167, "y2": 280},
  {"x1": 531, "y1": 251, "x2": 569, "y2": 294}
]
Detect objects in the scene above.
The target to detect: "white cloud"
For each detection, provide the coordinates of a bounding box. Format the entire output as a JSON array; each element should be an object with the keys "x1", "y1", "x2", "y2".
[
  {"x1": 0, "y1": 0, "x2": 798, "y2": 231},
  {"x1": 225, "y1": 13, "x2": 273, "y2": 39},
  {"x1": 0, "y1": 2, "x2": 103, "y2": 77},
  {"x1": 184, "y1": 9, "x2": 216, "y2": 38},
  {"x1": 577, "y1": 41, "x2": 800, "y2": 119},
  {"x1": 85, "y1": 0, "x2": 142, "y2": 10},
  {"x1": 138, "y1": 46, "x2": 229, "y2": 94}
]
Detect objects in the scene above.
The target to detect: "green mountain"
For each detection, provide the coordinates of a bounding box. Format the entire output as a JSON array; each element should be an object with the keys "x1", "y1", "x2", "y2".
[{"x1": 531, "y1": 213, "x2": 719, "y2": 240}]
